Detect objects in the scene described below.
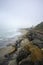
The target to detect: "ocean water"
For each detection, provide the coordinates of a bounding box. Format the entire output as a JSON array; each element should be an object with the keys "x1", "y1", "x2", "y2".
[{"x1": 0, "y1": 28, "x2": 22, "y2": 48}]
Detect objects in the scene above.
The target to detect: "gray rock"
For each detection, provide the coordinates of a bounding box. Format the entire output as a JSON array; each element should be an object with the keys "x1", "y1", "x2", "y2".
[
  {"x1": 32, "y1": 39, "x2": 43, "y2": 48},
  {"x1": 16, "y1": 48, "x2": 31, "y2": 65}
]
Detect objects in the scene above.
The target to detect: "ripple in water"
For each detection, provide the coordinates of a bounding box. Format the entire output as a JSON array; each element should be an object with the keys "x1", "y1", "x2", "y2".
[{"x1": 0, "y1": 29, "x2": 22, "y2": 48}]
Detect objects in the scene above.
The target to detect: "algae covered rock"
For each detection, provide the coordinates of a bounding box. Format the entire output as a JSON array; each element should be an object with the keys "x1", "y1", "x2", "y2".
[
  {"x1": 24, "y1": 43, "x2": 43, "y2": 62},
  {"x1": 17, "y1": 42, "x2": 43, "y2": 65}
]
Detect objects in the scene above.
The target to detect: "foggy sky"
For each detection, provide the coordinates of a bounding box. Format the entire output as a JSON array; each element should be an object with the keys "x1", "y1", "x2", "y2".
[{"x1": 0, "y1": 0, "x2": 43, "y2": 30}]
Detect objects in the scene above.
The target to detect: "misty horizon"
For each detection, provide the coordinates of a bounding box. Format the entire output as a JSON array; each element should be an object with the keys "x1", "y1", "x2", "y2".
[{"x1": 0, "y1": 0, "x2": 43, "y2": 31}]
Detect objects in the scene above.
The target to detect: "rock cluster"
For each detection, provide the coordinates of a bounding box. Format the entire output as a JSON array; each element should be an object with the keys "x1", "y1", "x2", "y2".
[{"x1": 0, "y1": 30, "x2": 43, "y2": 65}]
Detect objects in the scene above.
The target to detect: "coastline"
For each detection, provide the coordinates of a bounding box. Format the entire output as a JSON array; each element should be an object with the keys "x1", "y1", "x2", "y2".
[
  {"x1": 0, "y1": 29, "x2": 43, "y2": 65},
  {"x1": 0, "y1": 30, "x2": 22, "y2": 48}
]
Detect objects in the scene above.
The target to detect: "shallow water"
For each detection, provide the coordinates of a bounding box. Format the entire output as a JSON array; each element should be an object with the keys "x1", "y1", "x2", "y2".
[{"x1": 0, "y1": 29, "x2": 22, "y2": 48}]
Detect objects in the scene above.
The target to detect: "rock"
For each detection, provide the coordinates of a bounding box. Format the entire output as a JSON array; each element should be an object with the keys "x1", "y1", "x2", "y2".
[
  {"x1": 0, "y1": 45, "x2": 16, "y2": 61},
  {"x1": 8, "y1": 59, "x2": 17, "y2": 65},
  {"x1": 19, "y1": 55, "x2": 32, "y2": 65},
  {"x1": 19, "y1": 60, "x2": 33, "y2": 65},
  {"x1": 23, "y1": 44, "x2": 43, "y2": 62},
  {"x1": 34, "y1": 60, "x2": 43, "y2": 65},
  {"x1": 15, "y1": 39, "x2": 23, "y2": 48},
  {"x1": 32, "y1": 39, "x2": 43, "y2": 48},
  {"x1": 41, "y1": 48, "x2": 43, "y2": 54},
  {"x1": 0, "y1": 46, "x2": 16, "y2": 55},
  {"x1": 0, "y1": 57, "x2": 6, "y2": 64},
  {"x1": 26, "y1": 32, "x2": 35, "y2": 41},
  {"x1": 16, "y1": 48, "x2": 31, "y2": 65},
  {"x1": 20, "y1": 38, "x2": 30, "y2": 47},
  {"x1": 5, "y1": 48, "x2": 17, "y2": 58}
]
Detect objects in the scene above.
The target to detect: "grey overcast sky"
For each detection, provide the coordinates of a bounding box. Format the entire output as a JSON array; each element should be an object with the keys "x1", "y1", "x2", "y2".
[{"x1": 0, "y1": 0, "x2": 43, "y2": 29}]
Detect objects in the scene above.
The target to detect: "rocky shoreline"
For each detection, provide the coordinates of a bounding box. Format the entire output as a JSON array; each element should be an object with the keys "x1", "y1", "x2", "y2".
[{"x1": 0, "y1": 29, "x2": 43, "y2": 65}]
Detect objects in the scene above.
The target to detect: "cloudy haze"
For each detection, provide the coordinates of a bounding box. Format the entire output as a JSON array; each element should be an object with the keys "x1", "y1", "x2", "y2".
[{"x1": 0, "y1": 0, "x2": 43, "y2": 30}]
